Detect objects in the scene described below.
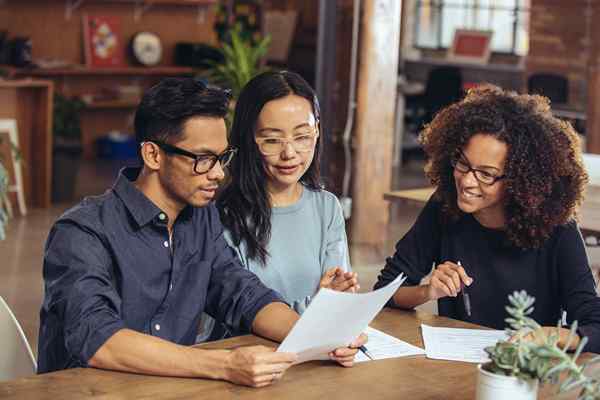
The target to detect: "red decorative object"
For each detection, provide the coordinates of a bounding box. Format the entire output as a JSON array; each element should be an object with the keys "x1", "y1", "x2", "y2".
[
  {"x1": 83, "y1": 15, "x2": 125, "y2": 67},
  {"x1": 447, "y1": 29, "x2": 493, "y2": 65}
]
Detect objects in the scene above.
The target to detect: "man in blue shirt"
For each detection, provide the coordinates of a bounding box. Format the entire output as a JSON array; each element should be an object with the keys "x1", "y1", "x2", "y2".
[{"x1": 39, "y1": 78, "x2": 364, "y2": 387}]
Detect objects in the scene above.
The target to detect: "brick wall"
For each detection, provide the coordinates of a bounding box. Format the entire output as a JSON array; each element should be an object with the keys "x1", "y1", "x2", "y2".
[{"x1": 526, "y1": 0, "x2": 593, "y2": 111}]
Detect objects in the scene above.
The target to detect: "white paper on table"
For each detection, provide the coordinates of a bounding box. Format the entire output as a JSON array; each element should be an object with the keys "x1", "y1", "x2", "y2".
[
  {"x1": 277, "y1": 274, "x2": 406, "y2": 363},
  {"x1": 354, "y1": 326, "x2": 425, "y2": 363},
  {"x1": 421, "y1": 324, "x2": 508, "y2": 363}
]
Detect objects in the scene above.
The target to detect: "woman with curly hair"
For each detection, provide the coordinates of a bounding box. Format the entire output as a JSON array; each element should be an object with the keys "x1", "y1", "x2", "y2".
[{"x1": 375, "y1": 85, "x2": 600, "y2": 352}]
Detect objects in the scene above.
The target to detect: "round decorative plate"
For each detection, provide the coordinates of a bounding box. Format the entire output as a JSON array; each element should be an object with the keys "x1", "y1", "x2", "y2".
[{"x1": 130, "y1": 32, "x2": 162, "y2": 66}]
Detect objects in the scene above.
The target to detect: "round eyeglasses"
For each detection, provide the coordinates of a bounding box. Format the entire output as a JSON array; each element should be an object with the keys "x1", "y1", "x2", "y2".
[
  {"x1": 451, "y1": 152, "x2": 505, "y2": 186},
  {"x1": 255, "y1": 133, "x2": 319, "y2": 155},
  {"x1": 147, "y1": 141, "x2": 237, "y2": 175}
]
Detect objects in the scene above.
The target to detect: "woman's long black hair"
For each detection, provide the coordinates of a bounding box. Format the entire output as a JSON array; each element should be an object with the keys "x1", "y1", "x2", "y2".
[{"x1": 217, "y1": 70, "x2": 323, "y2": 265}]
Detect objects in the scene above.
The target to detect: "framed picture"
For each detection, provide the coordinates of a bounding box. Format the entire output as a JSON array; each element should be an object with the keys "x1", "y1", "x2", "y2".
[
  {"x1": 82, "y1": 14, "x2": 125, "y2": 68},
  {"x1": 447, "y1": 29, "x2": 493, "y2": 64}
]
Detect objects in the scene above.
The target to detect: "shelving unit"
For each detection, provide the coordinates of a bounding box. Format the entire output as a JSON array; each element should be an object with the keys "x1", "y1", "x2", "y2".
[
  {"x1": 1, "y1": 0, "x2": 218, "y2": 160},
  {"x1": 84, "y1": 100, "x2": 139, "y2": 109},
  {"x1": 59, "y1": 0, "x2": 217, "y2": 21},
  {"x1": 9, "y1": 66, "x2": 196, "y2": 77}
]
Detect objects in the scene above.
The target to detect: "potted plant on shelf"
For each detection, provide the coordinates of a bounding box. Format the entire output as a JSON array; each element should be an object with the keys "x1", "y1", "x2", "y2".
[
  {"x1": 52, "y1": 93, "x2": 84, "y2": 203},
  {"x1": 477, "y1": 290, "x2": 600, "y2": 400},
  {"x1": 206, "y1": 23, "x2": 270, "y2": 107}
]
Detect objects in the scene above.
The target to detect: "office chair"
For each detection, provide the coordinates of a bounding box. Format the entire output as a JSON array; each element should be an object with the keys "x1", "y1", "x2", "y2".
[
  {"x1": 0, "y1": 296, "x2": 36, "y2": 381},
  {"x1": 421, "y1": 66, "x2": 463, "y2": 125},
  {"x1": 528, "y1": 73, "x2": 568, "y2": 104},
  {"x1": 399, "y1": 66, "x2": 463, "y2": 164}
]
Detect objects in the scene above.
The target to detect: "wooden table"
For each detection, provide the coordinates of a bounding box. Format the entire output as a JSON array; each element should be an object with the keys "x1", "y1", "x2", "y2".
[
  {"x1": 385, "y1": 187, "x2": 600, "y2": 240},
  {"x1": 0, "y1": 308, "x2": 589, "y2": 399}
]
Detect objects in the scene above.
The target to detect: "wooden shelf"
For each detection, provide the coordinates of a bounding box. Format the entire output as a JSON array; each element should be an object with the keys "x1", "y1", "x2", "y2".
[
  {"x1": 9, "y1": 66, "x2": 197, "y2": 77},
  {"x1": 40, "y1": 0, "x2": 218, "y2": 20},
  {"x1": 109, "y1": 0, "x2": 217, "y2": 4},
  {"x1": 84, "y1": 100, "x2": 139, "y2": 109}
]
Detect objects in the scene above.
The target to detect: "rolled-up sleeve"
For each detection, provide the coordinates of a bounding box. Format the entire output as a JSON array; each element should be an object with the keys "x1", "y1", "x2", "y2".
[
  {"x1": 203, "y1": 206, "x2": 285, "y2": 334},
  {"x1": 42, "y1": 220, "x2": 125, "y2": 368}
]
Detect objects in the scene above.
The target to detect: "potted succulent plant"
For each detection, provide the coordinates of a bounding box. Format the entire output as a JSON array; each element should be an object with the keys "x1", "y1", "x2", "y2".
[{"x1": 477, "y1": 290, "x2": 600, "y2": 400}]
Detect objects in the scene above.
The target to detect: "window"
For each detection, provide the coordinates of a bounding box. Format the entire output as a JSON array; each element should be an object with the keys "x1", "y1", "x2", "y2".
[{"x1": 414, "y1": 0, "x2": 530, "y2": 56}]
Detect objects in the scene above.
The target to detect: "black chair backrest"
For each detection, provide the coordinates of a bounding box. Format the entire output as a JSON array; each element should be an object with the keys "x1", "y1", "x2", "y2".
[
  {"x1": 528, "y1": 73, "x2": 568, "y2": 104},
  {"x1": 423, "y1": 66, "x2": 463, "y2": 122}
]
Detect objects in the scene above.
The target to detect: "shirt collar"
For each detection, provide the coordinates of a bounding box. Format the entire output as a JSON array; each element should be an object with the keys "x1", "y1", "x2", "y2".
[
  {"x1": 113, "y1": 167, "x2": 196, "y2": 228},
  {"x1": 113, "y1": 167, "x2": 164, "y2": 228}
]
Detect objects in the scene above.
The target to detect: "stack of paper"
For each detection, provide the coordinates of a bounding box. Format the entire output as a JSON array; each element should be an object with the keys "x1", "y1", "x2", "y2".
[
  {"x1": 354, "y1": 326, "x2": 425, "y2": 363},
  {"x1": 278, "y1": 274, "x2": 406, "y2": 363},
  {"x1": 421, "y1": 324, "x2": 508, "y2": 363}
]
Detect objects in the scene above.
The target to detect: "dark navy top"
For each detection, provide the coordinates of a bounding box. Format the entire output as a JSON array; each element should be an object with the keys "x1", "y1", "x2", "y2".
[
  {"x1": 38, "y1": 167, "x2": 283, "y2": 373},
  {"x1": 375, "y1": 196, "x2": 600, "y2": 353}
]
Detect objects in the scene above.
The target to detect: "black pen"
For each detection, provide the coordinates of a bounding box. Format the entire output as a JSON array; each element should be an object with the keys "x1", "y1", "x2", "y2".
[
  {"x1": 458, "y1": 261, "x2": 472, "y2": 317},
  {"x1": 359, "y1": 345, "x2": 374, "y2": 360}
]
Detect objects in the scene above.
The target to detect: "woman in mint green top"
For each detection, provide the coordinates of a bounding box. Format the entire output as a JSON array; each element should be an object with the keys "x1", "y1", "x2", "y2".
[
  {"x1": 223, "y1": 185, "x2": 350, "y2": 314},
  {"x1": 199, "y1": 71, "x2": 357, "y2": 341}
]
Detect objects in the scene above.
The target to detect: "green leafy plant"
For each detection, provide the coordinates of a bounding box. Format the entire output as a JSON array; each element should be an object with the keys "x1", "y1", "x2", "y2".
[
  {"x1": 53, "y1": 93, "x2": 85, "y2": 142},
  {"x1": 207, "y1": 23, "x2": 271, "y2": 99},
  {"x1": 485, "y1": 290, "x2": 600, "y2": 399}
]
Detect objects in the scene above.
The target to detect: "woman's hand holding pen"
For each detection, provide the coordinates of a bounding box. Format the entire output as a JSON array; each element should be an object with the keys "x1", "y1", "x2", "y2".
[
  {"x1": 319, "y1": 267, "x2": 360, "y2": 293},
  {"x1": 426, "y1": 262, "x2": 473, "y2": 301}
]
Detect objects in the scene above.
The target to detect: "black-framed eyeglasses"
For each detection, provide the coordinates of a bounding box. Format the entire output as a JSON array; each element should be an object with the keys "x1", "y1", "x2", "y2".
[
  {"x1": 147, "y1": 140, "x2": 237, "y2": 175},
  {"x1": 451, "y1": 151, "x2": 506, "y2": 186}
]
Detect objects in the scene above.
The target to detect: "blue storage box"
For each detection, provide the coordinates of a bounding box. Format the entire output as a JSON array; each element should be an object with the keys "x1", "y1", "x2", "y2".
[{"x1": 96, "y1": 132, "x2": 138, "y2": 159}]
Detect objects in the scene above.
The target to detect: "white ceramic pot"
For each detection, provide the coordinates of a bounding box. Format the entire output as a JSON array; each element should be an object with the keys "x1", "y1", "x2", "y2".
[{"x1": 475, "y1": 364, "x2": 539, "y2": 400}]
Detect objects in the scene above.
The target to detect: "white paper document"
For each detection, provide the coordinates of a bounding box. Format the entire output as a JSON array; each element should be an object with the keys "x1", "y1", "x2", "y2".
[
  {"x1": 277, "y1": 274, "x2": 406, "y2": 363},
  {"x1": 354, "y1": 326, "x2": 425, "y2": 363},
  {"x1": 421, "y1": 324, "x2": 508, "y2": 363}
]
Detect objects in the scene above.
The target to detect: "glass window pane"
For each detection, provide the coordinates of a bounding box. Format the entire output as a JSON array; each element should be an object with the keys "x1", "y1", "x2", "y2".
[
  {"x1": 485, "y1": 0, "x2": 516, "y2": 8},
  {"x1": 416, "y1": 2, "x2": 441, "y2": 48},
  {"x1": 515, "y1": 9, "x2": 529, "y2": 55},
  {"x1": 414, "y1": 0, "x2": 529, "y2": 54},
  {"x1": 441, "y1": 4, "x2": 470, "y2": 47},
  {"x1": 488, "y1": 9, "x2": 514, "y2": 53}
]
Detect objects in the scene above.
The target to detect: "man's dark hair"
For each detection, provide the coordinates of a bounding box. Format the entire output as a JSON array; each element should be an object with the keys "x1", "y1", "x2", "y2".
[{"x1": 134, "y1": 77, "x2": 230, "y2": 146}]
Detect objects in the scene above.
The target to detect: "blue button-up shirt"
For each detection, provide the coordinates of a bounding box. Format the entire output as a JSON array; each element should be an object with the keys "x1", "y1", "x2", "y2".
[{"x1": 38, "y1": 167, "x2": 283, "y2": 373}]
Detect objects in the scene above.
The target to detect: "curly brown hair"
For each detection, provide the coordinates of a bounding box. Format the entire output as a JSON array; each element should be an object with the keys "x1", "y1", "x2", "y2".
[{"x1": 420, "y1": 84, "x2": 588, "y2": 249}]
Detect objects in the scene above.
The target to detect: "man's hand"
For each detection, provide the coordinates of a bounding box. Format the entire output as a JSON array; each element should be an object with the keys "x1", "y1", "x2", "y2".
[
  {"x1": 320, "y1": 267, "x2": 360, "y2": 293},
  {"x1": 224, "y1": 345, "x2": 297, "y2": 388},
  {"x1": 426, "y1": 262, "x2": 472, "y2": 301},
  {"x1": 328, "y1": 333, "x2": 368, "y2": 367}
]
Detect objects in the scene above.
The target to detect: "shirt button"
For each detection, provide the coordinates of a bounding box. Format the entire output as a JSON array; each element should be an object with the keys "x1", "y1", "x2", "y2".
[
  {"x1": 158, "y1": 213, "x2": 166, "y2": 221},
  {"x1": 163, "y1": 241, "x2": 169, "y2": 248},
  {"x1": 155, "y1": 324, "x2": 161, "y2": 331}
]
